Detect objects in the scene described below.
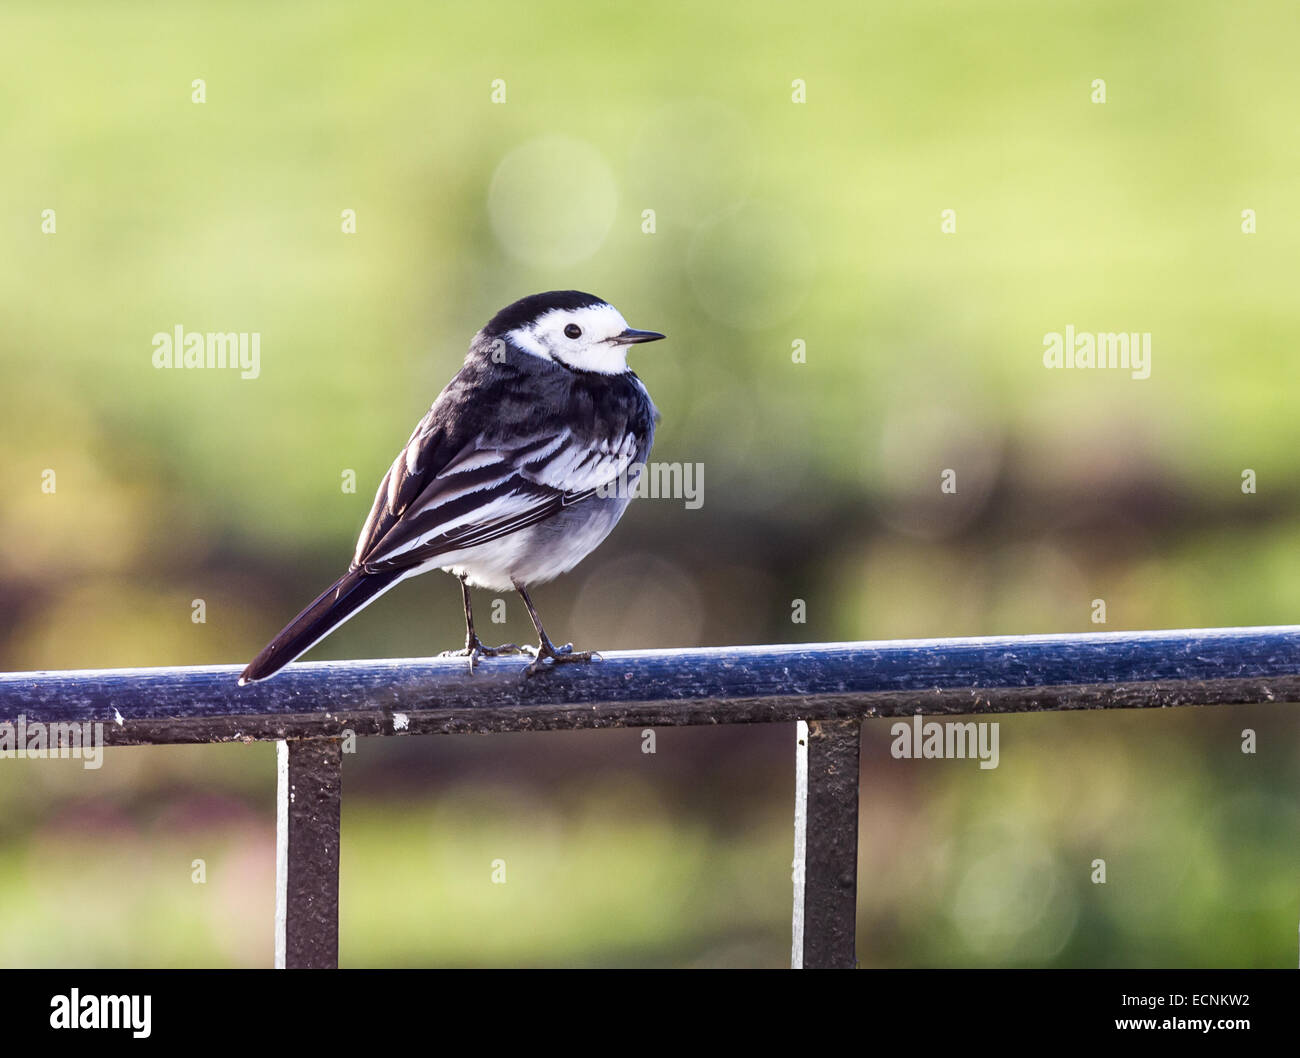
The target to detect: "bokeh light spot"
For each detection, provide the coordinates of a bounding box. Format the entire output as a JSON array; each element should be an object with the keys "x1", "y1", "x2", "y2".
[{"x1": 488, "y1": 136, "x2": 618, "y2": 268}]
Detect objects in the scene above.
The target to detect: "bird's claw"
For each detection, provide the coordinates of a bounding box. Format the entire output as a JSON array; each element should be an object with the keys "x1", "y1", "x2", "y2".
[
  {"x1": 523, "y1": 643, "x2": 602, "y2": 677},
  {"x1": 440, "y1": 639, "x2": 523, "y2": 672}
]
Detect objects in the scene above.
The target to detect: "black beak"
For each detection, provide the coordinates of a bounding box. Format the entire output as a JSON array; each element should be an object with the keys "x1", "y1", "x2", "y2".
[{"x1": 610, "y1": 328, "x2": 666, "y2": 345}]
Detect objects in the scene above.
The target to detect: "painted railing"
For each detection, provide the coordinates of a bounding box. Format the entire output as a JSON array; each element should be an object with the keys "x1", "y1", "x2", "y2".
[{"x1": 4, "y1": 625, "x2": 1298, "y2": 968}]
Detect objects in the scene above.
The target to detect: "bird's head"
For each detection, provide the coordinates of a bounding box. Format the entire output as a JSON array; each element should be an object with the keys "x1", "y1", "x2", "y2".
[{"x1": 479, "y1": 290, "x2": 665, "y2": 375}]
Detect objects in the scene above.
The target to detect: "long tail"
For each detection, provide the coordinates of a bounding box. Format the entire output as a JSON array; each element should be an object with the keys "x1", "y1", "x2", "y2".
[{"x1": 239, "y1": 567, "x2": 406, "y2": 684}]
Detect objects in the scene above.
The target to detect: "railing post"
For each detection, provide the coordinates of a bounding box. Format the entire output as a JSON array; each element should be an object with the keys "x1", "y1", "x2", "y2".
[
  {"x1": 275, "y1": 739, "x2": 343, "y2": 969},
  {"x1": 791, "y1": 718, "x2": 861, "y2": 968}
]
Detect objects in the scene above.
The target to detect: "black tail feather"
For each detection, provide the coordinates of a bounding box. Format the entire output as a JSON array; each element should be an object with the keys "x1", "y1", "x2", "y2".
[{"x1": 239, "y1": 567, "x2": 405, "y2": 684}]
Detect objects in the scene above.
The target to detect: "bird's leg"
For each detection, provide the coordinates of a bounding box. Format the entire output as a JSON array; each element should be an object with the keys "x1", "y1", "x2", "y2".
[
  {"x1": 438, "y1": 575, "x2": 522, "y2": 670},
  {"x1": 514, "y1": 582, "x2": 598, "y2": 676}
]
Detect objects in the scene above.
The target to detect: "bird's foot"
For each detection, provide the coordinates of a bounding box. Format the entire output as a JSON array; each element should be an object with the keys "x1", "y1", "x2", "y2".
[
  {"x1": 440, "y1": 637, "x2": 523, "y2": 672},
  {"x1": 523, "y1": 641, "x2": 602, "y2": 677}
]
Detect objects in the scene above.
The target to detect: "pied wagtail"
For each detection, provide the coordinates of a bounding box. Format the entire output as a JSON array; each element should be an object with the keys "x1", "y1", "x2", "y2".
[{"x1": 239, "y1": 291, "x2": 664, "y2": 683}]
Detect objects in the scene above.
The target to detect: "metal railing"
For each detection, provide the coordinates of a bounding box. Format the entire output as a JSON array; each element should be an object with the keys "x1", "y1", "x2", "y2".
[{"x1": 3, "y1": 624, "x2": 1299, "y2": 968}]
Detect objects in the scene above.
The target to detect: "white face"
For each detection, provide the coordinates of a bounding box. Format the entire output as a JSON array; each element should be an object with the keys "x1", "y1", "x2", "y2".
[{"x1": 506, "y1": 303, "x2": 635, "y2": 375}]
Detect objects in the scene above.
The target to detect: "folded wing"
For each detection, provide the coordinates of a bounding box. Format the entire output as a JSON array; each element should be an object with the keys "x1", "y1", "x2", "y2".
[{"x1": 353, "y1": 426, "x2": 641, "y2": 574}]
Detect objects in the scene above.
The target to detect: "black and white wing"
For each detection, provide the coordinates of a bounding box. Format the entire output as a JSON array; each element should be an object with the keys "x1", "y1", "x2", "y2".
[{"x1": 352, "y1": 424, "x2": 644, "y2": 575}]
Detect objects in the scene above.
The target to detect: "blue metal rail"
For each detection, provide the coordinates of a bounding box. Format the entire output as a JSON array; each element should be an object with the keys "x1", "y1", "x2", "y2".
[{"x1": 2, "y1": 625, "x2": 1297, "y2": 968}]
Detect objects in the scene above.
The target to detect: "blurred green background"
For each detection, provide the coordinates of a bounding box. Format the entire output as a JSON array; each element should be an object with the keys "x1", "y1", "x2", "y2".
[{"x1": 2, "y1": 0, "x2": 1299, "y2": 966}]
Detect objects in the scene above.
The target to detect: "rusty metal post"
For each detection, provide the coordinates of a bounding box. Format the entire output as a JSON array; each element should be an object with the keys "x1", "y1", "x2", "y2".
[
  {"x1": 275, "y1": 739, "x2": 343, "y2": 969},
  {"x1": 792, "y1": 718, "x2": 861, "y2": 968}
]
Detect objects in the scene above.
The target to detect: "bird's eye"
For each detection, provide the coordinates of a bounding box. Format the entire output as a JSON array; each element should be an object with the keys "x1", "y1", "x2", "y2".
[{"x1": 564, "y1": 323, "x2": 582, "y2": 339}]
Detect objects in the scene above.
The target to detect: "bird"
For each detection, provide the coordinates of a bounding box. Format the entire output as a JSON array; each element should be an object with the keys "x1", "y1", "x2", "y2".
[{"x1": 238, "y1": 290, "x2": 664, "y2": 684}]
